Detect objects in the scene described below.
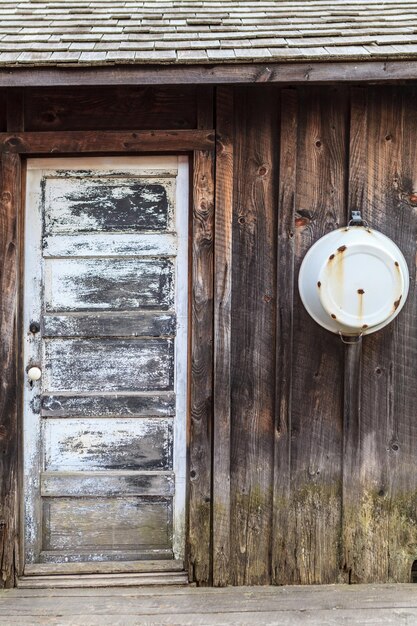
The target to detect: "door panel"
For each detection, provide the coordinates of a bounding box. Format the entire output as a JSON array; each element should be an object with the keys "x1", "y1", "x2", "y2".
[
  {"x1": 44, "y1": 176, "x2": 175, "y2": 234},
  {"x1": 42, "y1": 497, "x2": 172, "y2": 551},
  {"x1": 43, "y1": 418, "x2": 173, "y2": 471},
  {"x1": 23, "y1": 156, "x2": 188, "y2": 569},
  {"x1": 43, "y1": 338, "x2": 174, "y2": 392},
  {"x1": 44, "y1": 257, "x2": 174, "y2": 311}
]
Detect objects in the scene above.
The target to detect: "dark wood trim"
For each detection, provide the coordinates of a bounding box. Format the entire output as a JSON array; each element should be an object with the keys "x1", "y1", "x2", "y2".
[
  {"x1": 0, "y1": 130, "x2": 215, "y2": 154},
  {"x1": 0, "y1": 93, "x2": 24, "y2": 588},
  {"x1": 212, "y1": 86, "x2": 233, "y2": 587},
  {"x1": 188, "y1": 87, "x2": 215, "y2": 585},
  {"x1": 6, "y1": 90, "x2": 24, "y2": 133},
  {"x1": 0, "y1": 151, "x2": 20, "y2": 588},
  {"x1": 271, "y1": 88, "x2": 297, "y2": 585},
  {"x1": 1, "y1": 61, "x2": 417, "y2": 88}
]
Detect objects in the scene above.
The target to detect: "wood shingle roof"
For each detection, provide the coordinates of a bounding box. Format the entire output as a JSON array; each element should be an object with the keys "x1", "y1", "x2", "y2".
[{"x1": 1, "y1": 0, "x2": 417, "y2": 66}]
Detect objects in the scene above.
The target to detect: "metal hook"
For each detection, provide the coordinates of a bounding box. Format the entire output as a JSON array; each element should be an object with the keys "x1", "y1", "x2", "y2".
[
  {"x1": 347, "y1": 219, "x2": 370, "y2": 229},
  {"x1": 338, "y1": 331, "x2": 363, "y2": 344}
]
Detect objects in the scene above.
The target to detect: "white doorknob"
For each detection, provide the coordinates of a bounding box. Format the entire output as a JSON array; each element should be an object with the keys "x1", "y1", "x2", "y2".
[{"x1": 28, "y1": 367, "x2": 42, "y2": 381}]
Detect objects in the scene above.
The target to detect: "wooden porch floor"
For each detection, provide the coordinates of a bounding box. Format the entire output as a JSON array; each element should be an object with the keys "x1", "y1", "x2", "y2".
[{"x1": 1, "y1": 583, "x2": 417, "y2": 625}]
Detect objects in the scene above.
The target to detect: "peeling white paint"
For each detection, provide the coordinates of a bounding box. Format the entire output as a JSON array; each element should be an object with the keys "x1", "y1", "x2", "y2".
[
  {"x1": 44, "y1": 257, "x2": 175, "y2": 311},
  {"x1": 43, "y1": 233, "x2": 178, "y2": 258},
  {"x1": 43, "y1": 418, "x2": 173, "y2": 472},
  {"x1": 23, "y1": 156, "x2": 189, "y2": 568},
  {"x1": 43, "y1": 338, "x2": 174, "y2": 392},
  {"x1": 44, "y1": 175, "x2": 176, "y2": 235}
]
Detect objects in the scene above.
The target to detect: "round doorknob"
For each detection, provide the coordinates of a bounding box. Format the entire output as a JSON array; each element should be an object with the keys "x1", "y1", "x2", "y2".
[{"x1": 28, "y1": 367, "x2": 42, "y2": 381}]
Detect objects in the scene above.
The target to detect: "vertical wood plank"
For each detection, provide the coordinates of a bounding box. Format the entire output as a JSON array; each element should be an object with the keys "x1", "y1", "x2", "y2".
[
  {"x1": 0, "y1": 152, "x2": 20, "y2": 588},
  {"x1": 344, "y1": 86, "x2": 417, "y2": 582},
  {"x1": 188, "y1": 87, "x2": 214, "y2": 585},
  {"x1": 272, "y1": 89, "x2": 297, "y2": 584},
  {"x1": 0, "y1": 91, "x2": 23, "y2": 587},
  {"x1": 342, "y1": 339, "x2": 363, "y2": 584},
  {"x1": 230, "y1": 86, "x2": 278, "y2": 585},
  {"x1": 388, "y1": 86, "x2": 417, "y2": 582},
  {"x1": 342, "y1": 86, "x2": 369, "y2": 584},
  {"x1": 288, "y1": 87, "x2": 347, "y2": 584},
  {"x1": 212, "y1": 86, "x2": 233, "y2": 587}
]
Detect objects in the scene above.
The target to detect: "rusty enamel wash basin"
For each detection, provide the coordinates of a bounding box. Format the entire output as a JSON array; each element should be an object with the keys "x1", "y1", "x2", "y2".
[{"x1": 298, "y1": 226, "x2": 409, "y2": 337}]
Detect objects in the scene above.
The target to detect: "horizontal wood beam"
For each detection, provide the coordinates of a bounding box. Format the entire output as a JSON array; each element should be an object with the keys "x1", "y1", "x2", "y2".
[
  {"x1": 0, "y1": 61, "x2": 417, "y2": 87},
  {"x1": 0, "y1": 130, "x2": 215, "y2": 154}
]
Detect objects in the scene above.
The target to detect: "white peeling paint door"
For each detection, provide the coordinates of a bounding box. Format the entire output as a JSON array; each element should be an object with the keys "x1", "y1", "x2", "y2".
[{"x1": 23, "y1": 157, "x2": 188, "y2": 570}]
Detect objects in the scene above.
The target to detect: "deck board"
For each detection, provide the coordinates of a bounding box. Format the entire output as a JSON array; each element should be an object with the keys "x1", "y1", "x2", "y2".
[{"x1": 0, "y1": 584, "x2": 416, "y2": 625}]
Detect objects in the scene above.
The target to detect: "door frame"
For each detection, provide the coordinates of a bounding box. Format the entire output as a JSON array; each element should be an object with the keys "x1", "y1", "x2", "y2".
[
  {"x1": 22, "y1": 155, "x2": 190, "y2": 567},
  {"x1": 0, "y1": 111, "x2": 218, "y2": 584}
]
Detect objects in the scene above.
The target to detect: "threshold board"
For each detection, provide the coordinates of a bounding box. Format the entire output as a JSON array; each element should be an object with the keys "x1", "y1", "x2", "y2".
[
  {"x1": 24, "y1": 559, "x2": 184, "y2": 576},
  {"x1": 17, "y1": 571, "x2": 188, "y2": 589}
]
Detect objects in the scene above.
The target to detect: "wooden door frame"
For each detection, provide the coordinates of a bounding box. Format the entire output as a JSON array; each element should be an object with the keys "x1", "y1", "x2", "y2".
[{"x1": 0, "y1": 89, "x2": 218, "y2": 586}]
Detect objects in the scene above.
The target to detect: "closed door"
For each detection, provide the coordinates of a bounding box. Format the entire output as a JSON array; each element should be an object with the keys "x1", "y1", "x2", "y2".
[{"x1": 23, "y1": 157, "x2": 188, "y2": 572}]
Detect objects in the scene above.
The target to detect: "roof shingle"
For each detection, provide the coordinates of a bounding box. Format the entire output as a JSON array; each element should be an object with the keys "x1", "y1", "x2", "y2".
[{"x1": 1, "y1": 0, "x2": 417, "y2": 66}]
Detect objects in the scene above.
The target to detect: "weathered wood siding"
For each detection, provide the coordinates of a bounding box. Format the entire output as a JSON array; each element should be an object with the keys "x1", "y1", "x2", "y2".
[
  {"x1": 0, "y1": 84, "x2": 416, "y2": 587},
  {"x1": 342, "y1": 86, "x2": 417, "y2": 584},
  {"x1": 212, "y1": 84, "x2": 417, "y2": 586},
  {"x1": 24, "y1": 87, "x2": 197, "y2": 131}
]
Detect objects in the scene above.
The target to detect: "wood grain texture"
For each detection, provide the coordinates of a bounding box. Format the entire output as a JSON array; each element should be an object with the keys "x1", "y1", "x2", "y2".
[
  {"x1": 43, "y1": 338, "x2": 174, "y2": 392},
  {"x1": 41, "y1": 472, "x2": 175, "y2": 498},
  {"x1": 43, "y1": 175, "x2": 175, "y2": 235},
  {"x1": 24, "y1": 87, "x2": 197, "y2": 131},
  {"x1": 344, "y1": 86, "x2": 417, "y2": 583},
  {"x1": 188, "y1": 86, "x2": 214, "y2": 585},
  {"x1": 272, "y1": 89, "x2": 297, "y2": 585},
  {"x1": 42, "y1": 497, "x2": 172, "y2": 551},
  {"x1": 6, "y1": 90, "x2": 24, "y2": 133},
  {"x1": 0, "y1": 91, "x2": 6, "y2": 132},
  {"x1": 37, "y1": 548, "x2": 173, "y2": 564},
  {"x1": 0, "y1": 130, "x2": 214, "y2": 154},
  {"x1": 17, "y1": 571, "x2": 187, "y2": 588},
  {"x1": 288, "y1": 87, "x2": 347, "y2": 584},
  {"x1": 230, "y1": 87, "x2": 278, "y2": 585},
  {"x1": 4, "y1": 62, "x2": 417, "y2": 88},
  {"x1": 41, "y1": 393, "x2": 176, "y2": 418},
  {"x1": 342, "y1": 339, "x2": 363, "y2": 584},
  {"x1": 43, "y1": 233, "x2": 177, "y2": 258},
  {"x1": 43, "y1": 418, "x2": 173, "y2": 472},
  {"x1": 342, "y1": 87, "x2": 369, "y2": 584},
  {"x1": 44, "y1": 258, "x2": 174, "y2": 311},
  {"x1": 42, "y1": 312, "x2": 176, "y2": 338},
  {"x1": 0, "y1": 151, "x2": 20, "y2": 588},
  {"x1": 2, "y1": 583, "x2": 416, "y2": 619},
  {"x1": 24, "y1": 559, "x2": 183, "y2": 576},
  {"x1": 36, "y1": 569, "x2": 184, "y2": 587},
  {"x1": 212, "y1": 86, "x2": 233, "y2": 587}
]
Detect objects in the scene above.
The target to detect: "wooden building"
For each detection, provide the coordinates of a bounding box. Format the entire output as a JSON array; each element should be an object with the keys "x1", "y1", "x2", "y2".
[{"x1": 0, "y1": 0, "x2": 417, "y2": 589}]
